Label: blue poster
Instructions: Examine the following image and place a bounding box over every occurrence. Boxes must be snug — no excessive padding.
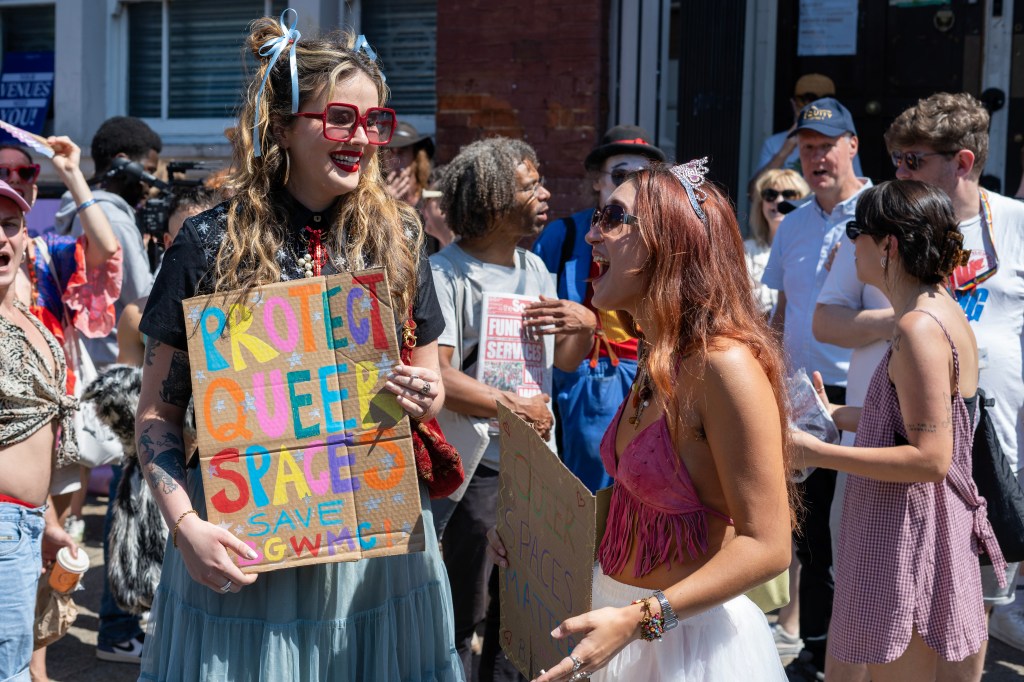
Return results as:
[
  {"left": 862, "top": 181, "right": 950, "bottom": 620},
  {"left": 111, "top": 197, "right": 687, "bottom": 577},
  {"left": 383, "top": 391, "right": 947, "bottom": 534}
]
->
[{"left": 0, "top": 51, "right": 54, "bottom": 145}]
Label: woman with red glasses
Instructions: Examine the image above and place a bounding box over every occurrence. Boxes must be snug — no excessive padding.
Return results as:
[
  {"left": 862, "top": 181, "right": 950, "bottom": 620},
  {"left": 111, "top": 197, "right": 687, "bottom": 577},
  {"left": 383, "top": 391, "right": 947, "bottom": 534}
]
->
[{"left": 134, "top": 12, "right": 461, "bottom": 681}]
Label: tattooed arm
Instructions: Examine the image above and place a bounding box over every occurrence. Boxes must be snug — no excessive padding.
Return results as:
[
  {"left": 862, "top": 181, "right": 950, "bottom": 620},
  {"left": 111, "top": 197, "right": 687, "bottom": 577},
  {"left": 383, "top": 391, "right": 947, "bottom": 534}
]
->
[
  {"left": 136, "top": 337, "right": 257, "bottom": 592},
  {"left": 792, "top": 312, "right": 958, "bottom": 483}
]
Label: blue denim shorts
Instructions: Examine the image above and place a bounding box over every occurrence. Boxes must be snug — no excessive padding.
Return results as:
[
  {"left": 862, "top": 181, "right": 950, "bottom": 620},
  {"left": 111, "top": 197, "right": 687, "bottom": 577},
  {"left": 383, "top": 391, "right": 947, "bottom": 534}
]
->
[{"left": 0, "top": 502, "right": 45, "bottom": 682}]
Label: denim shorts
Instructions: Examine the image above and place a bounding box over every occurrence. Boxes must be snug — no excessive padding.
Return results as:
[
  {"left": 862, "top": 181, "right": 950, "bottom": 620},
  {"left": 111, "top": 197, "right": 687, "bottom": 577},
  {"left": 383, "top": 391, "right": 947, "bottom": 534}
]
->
[{"left": 0, "top": 503, "right": 45, "bottom": 682}]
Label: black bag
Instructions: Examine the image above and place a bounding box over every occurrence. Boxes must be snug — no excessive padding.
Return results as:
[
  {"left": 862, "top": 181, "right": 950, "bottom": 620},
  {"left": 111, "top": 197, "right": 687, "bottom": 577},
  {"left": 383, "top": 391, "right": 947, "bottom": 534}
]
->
[{"left": 972, "top": 389, "right": 1024, "bottom": 565}]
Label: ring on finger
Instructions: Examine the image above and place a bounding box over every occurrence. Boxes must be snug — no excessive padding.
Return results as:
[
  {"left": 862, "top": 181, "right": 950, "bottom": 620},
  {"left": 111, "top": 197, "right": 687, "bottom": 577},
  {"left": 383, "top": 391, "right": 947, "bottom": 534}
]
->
[
  {"left": 420, "top": 381, "right": 431, "bottom": 396},
  {"left": 219, "top": 579, "right": 233, "bottom": 593},
  {"left": 570, "top": 655, "right": 583, "bottom": 673},
  {"left": 569, "top": 672, "right": 590, "bottom": 681}
]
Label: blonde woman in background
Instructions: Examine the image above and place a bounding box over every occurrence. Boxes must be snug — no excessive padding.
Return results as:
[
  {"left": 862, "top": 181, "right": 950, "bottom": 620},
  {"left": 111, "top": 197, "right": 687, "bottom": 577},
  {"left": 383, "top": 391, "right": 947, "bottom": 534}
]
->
[{"left": 745, "top": 169, "right": 810, "bottom": 316}]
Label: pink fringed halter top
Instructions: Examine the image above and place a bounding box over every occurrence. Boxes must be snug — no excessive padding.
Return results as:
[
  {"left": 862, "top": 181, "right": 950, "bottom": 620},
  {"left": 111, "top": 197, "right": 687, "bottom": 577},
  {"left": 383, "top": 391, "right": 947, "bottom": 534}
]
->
[{"left": 597, "top": 400, "right": 732, "bottom": 578}]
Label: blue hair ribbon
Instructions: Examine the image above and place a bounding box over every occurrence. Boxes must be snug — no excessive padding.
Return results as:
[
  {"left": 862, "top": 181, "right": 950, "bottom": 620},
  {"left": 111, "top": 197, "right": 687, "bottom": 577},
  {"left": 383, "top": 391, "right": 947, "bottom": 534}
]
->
[
  {"left": 253, "top": 8, "right": 301, "bottom": 158},
  {"left": 353, "top": 34, "right": 386, "bottom": 82}
]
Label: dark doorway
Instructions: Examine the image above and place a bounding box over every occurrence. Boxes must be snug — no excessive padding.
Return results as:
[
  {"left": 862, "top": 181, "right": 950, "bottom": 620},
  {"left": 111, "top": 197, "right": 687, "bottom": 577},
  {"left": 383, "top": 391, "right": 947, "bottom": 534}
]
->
[{"left": 774, "top": 0, "right": 984, "bottom": 183}]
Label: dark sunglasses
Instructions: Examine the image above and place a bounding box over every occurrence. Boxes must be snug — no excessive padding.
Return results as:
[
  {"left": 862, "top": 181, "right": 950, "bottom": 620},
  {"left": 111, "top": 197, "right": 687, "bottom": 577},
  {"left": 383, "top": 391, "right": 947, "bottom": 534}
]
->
[
  {"left": 591, "top": 204, "right": 640, "bottom": 234},
  {"left": 794, "top": 92, "right": 824, "bottom": 104},
  {"left": 890, "top": 149, "right": 956, "bottom": 172},
  {"left": 761, "top": 188, "right": 801, "bottom": 202},
  {"left": 845, "top": 220, "right": 871, "bottom": 241},
  {"left": 0, "top": 164, "right": 39, "bottom": 183},
  {"left": 603, "top": 168, "right": 633, "bottom": 187},
  {"left": 295, "top": 103, "right": 397, "bottom": 145}
]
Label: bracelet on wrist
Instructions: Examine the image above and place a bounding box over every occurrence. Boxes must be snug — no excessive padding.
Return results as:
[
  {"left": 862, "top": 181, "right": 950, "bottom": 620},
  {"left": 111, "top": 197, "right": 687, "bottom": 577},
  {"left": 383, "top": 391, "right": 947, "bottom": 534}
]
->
[
  {"left": 76, "top": 198, "right": 97, "bottom": 213},
  {"left": 172, "top": 509, "right": 199, "bottom": 548},
  {"left": 631, "top": 596, "right": 666, "bottom": 642}
]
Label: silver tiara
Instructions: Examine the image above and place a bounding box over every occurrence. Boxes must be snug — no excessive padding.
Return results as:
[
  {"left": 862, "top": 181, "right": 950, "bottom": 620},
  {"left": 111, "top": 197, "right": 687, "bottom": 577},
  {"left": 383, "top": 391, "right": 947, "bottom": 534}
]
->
[{"left": 670, "top": 157, "right": 710, "bottom": 225}]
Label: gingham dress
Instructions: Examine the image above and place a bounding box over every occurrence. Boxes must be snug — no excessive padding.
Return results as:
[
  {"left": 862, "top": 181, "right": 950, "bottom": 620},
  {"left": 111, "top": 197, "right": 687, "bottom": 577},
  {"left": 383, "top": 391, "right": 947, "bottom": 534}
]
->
[{"left": 831, "top": 310, "right": 1006, "bottom": 664}]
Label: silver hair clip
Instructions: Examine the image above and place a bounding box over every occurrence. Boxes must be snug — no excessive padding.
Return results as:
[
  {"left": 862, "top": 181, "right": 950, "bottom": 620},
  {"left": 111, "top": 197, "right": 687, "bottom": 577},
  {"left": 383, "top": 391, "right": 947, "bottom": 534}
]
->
[
  {"left": 353, "top": 35, "right": 386, "bottom": 82},
  {"left": 670, "top": 157, "right": 710, "bottom": 225}
]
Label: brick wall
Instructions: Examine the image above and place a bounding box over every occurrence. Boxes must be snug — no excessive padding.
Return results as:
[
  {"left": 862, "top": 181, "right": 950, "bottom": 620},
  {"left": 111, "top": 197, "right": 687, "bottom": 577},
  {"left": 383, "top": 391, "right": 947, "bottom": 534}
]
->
[{"left": 436, "top": 0, "right": 608, "bottom": 218}]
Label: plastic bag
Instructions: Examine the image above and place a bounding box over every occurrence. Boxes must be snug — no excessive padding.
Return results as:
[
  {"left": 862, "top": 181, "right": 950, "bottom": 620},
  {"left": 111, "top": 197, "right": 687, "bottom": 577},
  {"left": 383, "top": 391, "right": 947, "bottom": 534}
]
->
[{"left": 788, "top": 368, "right": 840, "bottom": 482}]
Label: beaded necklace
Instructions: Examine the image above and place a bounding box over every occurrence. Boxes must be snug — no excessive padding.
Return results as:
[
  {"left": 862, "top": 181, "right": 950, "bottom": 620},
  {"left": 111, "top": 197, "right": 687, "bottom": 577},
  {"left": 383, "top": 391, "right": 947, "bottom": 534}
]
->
[{"left": 300, "top": 214, "right": 329, "bottom": 278}]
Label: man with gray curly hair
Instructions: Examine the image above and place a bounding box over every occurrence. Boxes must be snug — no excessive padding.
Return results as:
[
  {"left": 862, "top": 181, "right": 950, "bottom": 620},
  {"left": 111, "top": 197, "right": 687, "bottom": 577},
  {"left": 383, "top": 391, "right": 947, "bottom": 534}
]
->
[{"left": 430, "top": 136, "right": 595, "bottom": 681}]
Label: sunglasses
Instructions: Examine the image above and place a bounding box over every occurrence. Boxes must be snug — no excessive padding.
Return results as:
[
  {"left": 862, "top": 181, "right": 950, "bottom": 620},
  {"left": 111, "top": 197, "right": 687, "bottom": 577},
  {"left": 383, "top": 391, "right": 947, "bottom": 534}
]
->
[
  {"left": 845, "top": 220, "right": 872, "bottom": 241},
  {"left": 591, "top": 204, "right": 640, "bottom": 234},
  {"left": 602, "top": 168, "right": 636, "bottom": 187},
  {"left": 0, "top": 164, "right": 40, "bottom": 183},
  {"left": 761, "top": 188, "right": 801, "bottom": 203},
  {"left": 890, "top": 149, "right": 956, "bottom": 172},
  {"left": 295, "top": 103, "right": 397, "bottom": 145}
]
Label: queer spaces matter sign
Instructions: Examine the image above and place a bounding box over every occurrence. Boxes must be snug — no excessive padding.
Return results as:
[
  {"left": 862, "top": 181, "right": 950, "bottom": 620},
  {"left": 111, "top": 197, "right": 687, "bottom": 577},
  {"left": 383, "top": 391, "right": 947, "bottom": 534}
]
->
[{"left": 184, "top": 269, "right": 423, "bottom": 573}]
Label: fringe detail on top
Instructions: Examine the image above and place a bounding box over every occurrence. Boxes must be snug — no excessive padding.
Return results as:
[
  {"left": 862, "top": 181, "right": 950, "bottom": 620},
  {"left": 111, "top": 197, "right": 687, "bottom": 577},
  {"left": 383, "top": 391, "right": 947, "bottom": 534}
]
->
[{"left": 598, "top": 482, "right": 710, "bottom": 578}]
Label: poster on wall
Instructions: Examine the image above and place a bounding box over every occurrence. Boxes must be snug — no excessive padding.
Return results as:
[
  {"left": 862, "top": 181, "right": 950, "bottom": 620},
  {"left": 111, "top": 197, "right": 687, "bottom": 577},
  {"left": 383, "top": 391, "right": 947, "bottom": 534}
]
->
[
  {"left": 0, "top": 52, "right": 53, "bottom": 145},
  {"left": 798, "top": 0, "right": 859, "bottom": 56},
  {"left": 183, "top": 269, "right": 425, "bottom": 573}
]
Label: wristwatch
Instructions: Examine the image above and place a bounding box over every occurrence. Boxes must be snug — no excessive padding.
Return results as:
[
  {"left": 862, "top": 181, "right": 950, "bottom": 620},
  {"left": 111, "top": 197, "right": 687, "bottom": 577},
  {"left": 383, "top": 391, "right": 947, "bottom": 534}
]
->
[{"left": 653, "top": 590, "right": 678, "bottom": 631}]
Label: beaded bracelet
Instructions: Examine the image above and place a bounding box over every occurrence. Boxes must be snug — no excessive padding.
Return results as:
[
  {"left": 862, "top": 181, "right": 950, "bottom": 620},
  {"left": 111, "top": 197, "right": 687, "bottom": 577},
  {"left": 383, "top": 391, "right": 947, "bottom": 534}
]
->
[
  {"left": 172, "top": 509, "right": 199, "bottom": 548},
  {"left": 631, "top": 596, "right": 666, "bottom": 642}
]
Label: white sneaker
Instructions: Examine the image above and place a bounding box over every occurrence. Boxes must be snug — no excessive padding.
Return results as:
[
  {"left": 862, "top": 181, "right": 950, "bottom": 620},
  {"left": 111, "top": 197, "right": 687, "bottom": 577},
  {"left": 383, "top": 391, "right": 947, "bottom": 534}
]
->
[
  {"left": 771, "top": 622, "right": 804, "bottom": 658},
  {"left": 990, "top": 603, "right": 1024, "bottom": 651},
  {"left": 96, "top": 633, "right": 145, "bottom": 663},
  {"left": 64, "top": 515, "right": 85, "bottom": 544}
]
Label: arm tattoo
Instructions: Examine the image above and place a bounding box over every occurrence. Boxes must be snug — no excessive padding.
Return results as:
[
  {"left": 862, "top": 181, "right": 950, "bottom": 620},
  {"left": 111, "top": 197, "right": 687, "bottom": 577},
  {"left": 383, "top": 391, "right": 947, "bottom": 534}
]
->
[
  {"left": 907, "top": 423, "right": 937, "bottom": 433},
  {"left": 942, "top": 393, "right": 952, "bottom": 430},
  {"left": 146, "top": 448, "right": 186, "bottom": 495},
  {"left": 160, "top": 350, "right": 192, "bottom": 408},
  {"left": 144, "top": 338, "right": 163, "bottom": 367}
]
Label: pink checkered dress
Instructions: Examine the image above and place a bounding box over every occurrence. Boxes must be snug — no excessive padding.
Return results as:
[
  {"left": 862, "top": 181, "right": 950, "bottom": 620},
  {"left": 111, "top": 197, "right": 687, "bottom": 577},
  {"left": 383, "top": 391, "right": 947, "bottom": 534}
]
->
[{"left": 831, "top": 310, "right": 1006, "bottom": 664}]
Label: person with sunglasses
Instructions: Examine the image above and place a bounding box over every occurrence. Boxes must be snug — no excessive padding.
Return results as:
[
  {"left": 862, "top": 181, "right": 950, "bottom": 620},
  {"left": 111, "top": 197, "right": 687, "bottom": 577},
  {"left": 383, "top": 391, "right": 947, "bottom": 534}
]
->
[
  {"left": 792, "top": 180, "right": 1005, "bottom": 680},
  {"left": 528, "top": 124, "right": 665, "bottom": 494},
  {"left": 488, "top": 160, "right": 794, "bottom": 681},
  {"left": 746, "top": 169, "right": 810, "bottom": 317},
  {"left": 882, "top": 92, "right": 1024, "bottom": 676},
  {"left": 134, "top": 13, "right": 462, "bottom": 680}
]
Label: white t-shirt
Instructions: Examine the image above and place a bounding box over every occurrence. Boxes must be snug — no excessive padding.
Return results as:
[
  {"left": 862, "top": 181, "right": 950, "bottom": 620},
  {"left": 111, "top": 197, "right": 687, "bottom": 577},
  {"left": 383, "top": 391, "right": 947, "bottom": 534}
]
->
[
  {"left": 952, "top": 190, "right": 1024, "bottom": 473},
  {"left": 816, "top": 238, "right": 892, "bottom": 446},
  {"left": 744, "top": 238, "right": 777, "bottom": 315},
  {"left": 430, "top": 243, "right": 558, "bottom": 470},
  {"left": 762, "top": 179, "right": 872, "bottom": 386}
]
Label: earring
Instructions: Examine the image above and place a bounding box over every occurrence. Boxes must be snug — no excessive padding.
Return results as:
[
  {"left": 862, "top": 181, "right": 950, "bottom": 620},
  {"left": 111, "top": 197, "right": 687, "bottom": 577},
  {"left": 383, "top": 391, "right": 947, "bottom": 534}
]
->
[
  {"left": 880, "top": 255, "right": 888, "bottom": 269},
  {"left": 283, "top": 149, "right": 291, "bottom": 185}
]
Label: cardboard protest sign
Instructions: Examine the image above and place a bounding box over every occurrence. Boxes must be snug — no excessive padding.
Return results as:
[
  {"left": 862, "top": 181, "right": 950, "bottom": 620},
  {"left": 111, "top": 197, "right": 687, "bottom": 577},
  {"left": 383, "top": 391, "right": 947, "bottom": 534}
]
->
[
  {"left": 497, "top": 404, "right": 608, "bottom": 679},
  {"left": 183, "top": 268, "right": 424, "bottom": 573}
]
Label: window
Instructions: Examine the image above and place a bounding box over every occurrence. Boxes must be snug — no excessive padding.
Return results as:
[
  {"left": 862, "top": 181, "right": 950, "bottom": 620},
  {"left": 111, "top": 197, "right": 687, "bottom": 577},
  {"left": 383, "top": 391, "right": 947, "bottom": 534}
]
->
[
  {"left": 0, "top": 4, "right": 55, "bottom": 137},
  {"left": 361, "top": 0, "right": 436, "bottom": 122},
  {"left": 126, "top": 1, "right": 287, "bottom": 120}
]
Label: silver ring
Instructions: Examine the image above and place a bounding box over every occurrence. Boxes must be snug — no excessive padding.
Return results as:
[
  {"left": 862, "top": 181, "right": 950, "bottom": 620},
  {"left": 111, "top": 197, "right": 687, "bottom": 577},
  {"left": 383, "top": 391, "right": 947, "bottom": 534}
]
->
[
  {"left": 569, "top": 673, "right": 590, "bottom": 682},
  {"left": 420, "top": 381, "right": 431, "bottom": 396},
  {"left": 219, "top": 579, "right": 233, "bottom": 593},
  {"left": 570, "top": 655, "right": 582, "bottom": 673}
]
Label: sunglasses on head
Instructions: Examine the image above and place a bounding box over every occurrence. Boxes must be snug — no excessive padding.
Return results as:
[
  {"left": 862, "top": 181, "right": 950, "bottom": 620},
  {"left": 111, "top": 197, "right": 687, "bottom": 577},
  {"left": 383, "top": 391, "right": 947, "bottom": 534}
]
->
[
  {"left": 761, "top": 188, "right": 801, "bottom": 202},
  {"left": 845, "top": 220, "right": 872, "bottom": 241},
  {"left": 295, "top": 103, "right": 397, "bottom": 145},
  {"left": 0, "top": 164, "right": 39, "bottom": 183},
  {"left": 889, "top": 149, "right": 956, "bottom": 172},
  {"left": 591, "top": 204, "right": 640, "bottom": 234}
]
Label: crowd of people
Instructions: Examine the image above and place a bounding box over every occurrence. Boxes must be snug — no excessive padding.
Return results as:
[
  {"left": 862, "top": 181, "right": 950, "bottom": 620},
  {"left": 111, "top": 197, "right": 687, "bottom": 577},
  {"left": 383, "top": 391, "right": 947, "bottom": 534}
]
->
[{"left": 0, "top": 7, "right": 1022, "bottom": 682}]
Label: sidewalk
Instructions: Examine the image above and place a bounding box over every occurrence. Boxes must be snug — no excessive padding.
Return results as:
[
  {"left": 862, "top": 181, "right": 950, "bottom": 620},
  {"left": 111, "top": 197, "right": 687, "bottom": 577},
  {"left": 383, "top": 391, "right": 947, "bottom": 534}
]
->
[{"left": 40, "top": 496, "right": 1024, "bottom": 681}]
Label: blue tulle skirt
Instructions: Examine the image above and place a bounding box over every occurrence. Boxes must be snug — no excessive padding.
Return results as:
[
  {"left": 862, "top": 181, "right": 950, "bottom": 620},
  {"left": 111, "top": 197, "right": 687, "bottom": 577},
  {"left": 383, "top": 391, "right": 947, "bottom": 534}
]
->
[{"left": 139, "top": 466, "right": 463, "bottom": 682}]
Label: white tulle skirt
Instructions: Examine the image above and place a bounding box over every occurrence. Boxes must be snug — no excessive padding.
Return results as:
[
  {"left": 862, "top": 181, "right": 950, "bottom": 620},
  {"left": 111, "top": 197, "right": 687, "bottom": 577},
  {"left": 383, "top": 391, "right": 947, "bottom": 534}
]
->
[{"left": 590, "top": 566, "right": 786, "bottom": 682}]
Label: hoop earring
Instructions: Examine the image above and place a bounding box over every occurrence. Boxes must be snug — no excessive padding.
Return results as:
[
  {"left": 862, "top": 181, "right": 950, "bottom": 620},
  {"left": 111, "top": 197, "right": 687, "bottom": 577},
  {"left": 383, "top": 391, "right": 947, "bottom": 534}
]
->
[
  {"left": 880, "top": 255, "right": 888, "bottom": 269},
  {"left": 283, "top": 149, "right": 291, "bottom": 186}
]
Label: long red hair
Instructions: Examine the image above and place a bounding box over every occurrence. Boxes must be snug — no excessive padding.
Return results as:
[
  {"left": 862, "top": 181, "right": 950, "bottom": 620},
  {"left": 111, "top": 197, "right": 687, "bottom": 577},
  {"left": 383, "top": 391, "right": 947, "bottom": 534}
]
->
[{"left": 629, "top": 165, "right": 798, "bottom": 523}]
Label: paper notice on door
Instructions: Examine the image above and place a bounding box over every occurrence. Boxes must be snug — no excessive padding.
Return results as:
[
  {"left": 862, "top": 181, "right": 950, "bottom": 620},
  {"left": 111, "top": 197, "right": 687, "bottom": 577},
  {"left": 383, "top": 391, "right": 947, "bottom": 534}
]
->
[{"left": 798, "top": 0, "right": 859, "bottom": 56}]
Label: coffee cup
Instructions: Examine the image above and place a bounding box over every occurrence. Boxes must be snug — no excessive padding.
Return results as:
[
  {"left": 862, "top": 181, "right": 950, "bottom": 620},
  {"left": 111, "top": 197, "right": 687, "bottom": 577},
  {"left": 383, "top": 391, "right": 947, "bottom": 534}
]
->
[{"left": 48, "top": 546, "right": 89, "bottom": 593}]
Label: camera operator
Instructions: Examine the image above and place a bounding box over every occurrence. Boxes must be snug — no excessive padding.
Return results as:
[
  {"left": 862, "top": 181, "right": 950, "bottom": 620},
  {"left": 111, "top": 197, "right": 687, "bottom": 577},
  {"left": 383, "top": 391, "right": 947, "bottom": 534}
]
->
[
  {"left": 54, "top": 116, "right": 161, "bottom": 369},
  {"left": 53, "top": 115, "right": 161, "bottom": 665}
]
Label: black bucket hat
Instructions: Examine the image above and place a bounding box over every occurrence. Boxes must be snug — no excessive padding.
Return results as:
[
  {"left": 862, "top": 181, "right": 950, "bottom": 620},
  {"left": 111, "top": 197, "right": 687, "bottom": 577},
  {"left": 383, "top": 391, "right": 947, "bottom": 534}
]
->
[{"left": 584, "top": 124, "right": 666, "bottom": 171}]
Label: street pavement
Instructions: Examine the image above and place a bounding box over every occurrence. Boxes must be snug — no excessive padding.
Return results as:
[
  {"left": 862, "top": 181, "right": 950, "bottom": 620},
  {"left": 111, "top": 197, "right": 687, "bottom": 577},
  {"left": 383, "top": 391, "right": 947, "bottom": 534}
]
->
[{"left": 39, "top": 496, "right": 1024, "bottom": 681}]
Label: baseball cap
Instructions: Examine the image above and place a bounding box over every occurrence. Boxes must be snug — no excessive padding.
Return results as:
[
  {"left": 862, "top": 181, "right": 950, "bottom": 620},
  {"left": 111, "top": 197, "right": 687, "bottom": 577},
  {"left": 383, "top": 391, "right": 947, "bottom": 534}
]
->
[
  {"left": 386, "top": 122, "right": 435, "bottom": 158},
  {"left": 794, "top": 74, "right": 836, "bottom": 99},
  {"left": 584, "top": 124, "right": 666, "bottom": 171},
  {"left": 0, "top": 179, "right": 30, "bottom": 213},
  {"left": 788, "top": 97, "right": 858, "bottom": 139}
]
